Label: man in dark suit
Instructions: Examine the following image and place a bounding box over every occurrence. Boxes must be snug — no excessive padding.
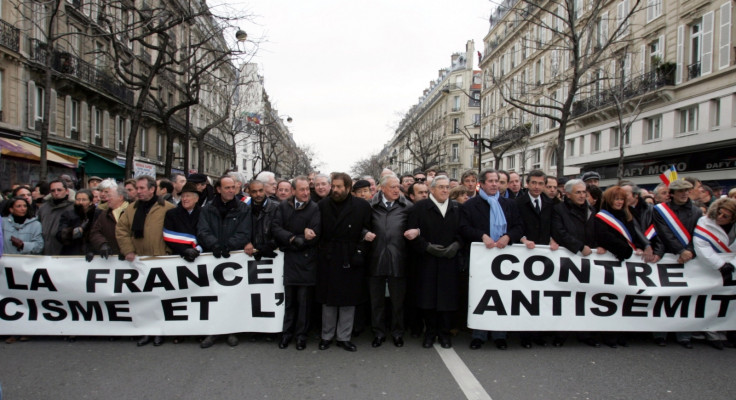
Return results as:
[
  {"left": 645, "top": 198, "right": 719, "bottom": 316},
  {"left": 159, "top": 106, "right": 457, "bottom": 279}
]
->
[
  {"left": 460, "top": 169, "right": 523, "bottom": 350},
  {"left": 516, "top": 169, "right": 559, "bottom": 348}
]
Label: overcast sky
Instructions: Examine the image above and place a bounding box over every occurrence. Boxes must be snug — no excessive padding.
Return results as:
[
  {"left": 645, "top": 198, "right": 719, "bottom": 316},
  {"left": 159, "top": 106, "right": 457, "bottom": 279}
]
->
[{"left": 226, "top": 0, "right": 492, "bottom": 173}]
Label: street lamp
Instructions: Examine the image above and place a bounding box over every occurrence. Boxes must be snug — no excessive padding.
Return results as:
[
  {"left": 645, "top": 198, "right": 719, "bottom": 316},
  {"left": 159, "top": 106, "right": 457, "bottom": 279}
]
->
[{"left": 235, "top": 29, "right": 248, "bottom": 42}]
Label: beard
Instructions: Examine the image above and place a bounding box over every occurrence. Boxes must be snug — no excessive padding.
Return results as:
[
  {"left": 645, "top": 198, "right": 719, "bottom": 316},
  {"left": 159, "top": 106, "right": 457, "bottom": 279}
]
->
[{"left": 330, "top": 190, "right": 349, "bottom": 202}]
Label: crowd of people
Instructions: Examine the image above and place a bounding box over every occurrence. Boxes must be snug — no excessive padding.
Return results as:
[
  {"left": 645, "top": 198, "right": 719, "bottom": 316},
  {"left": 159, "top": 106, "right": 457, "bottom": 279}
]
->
[{"left": 1, "top": 168, "right": 735, "bottom": 351}]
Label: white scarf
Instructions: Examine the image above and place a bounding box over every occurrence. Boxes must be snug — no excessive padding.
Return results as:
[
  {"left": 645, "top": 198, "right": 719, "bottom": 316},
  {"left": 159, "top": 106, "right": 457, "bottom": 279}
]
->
[{"left": 429, "top": 193, "right": 448, "bottom": 217}]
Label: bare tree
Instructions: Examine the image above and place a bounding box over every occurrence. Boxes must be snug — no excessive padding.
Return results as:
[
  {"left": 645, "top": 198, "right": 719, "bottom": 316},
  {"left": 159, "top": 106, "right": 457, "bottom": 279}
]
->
[
  {"left": 399, "top": 111, "right": 447, "bottom": 172},
  {"left": 351, "top": 153, "right": 384, "bottom": 181},
  {"left": 488, "top": 0, "right": 642, "bottom": 178}
]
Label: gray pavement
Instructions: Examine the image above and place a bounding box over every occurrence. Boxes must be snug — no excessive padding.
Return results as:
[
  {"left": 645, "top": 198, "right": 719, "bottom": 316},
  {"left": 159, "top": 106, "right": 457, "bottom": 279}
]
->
[{"left": 1, "top": 333, "right": 735, "bottom": 400}]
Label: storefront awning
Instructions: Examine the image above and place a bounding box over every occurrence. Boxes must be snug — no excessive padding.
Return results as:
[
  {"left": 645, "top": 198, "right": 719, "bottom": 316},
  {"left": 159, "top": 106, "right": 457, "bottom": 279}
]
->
[
  {"left": 20, "top": 138, "right": 125, "bottom": 180},
  {"left": 0, "top": 138, "right": 79, "bottom": 168}
]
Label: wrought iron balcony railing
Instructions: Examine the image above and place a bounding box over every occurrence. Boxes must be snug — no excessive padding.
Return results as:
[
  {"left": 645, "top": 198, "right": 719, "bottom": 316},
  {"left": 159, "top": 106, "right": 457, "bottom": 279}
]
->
[
  {"left": 51, "top": 51, "right": 134, "bottom": 104},
  {"left": 0, "top": 19, "right": 20, "bottom": 52},
  {"left": 571, "top": 70, "right": 675, "bottom": 118}
]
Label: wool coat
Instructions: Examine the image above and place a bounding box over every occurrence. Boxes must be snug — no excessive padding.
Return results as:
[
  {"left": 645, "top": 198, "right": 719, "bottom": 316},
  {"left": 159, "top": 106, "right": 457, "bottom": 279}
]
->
[
  {"left": 271, "top": 198, "right": 321, "bottom": 286},
  {"left": 407, "top": 198, "right": 464, "bottom": 311},
  {"left": 315, "top": 194, "right": 372, "bottom": 306},
  {"left": 116, "top": 198, "right": 175, "bottom": 256}
]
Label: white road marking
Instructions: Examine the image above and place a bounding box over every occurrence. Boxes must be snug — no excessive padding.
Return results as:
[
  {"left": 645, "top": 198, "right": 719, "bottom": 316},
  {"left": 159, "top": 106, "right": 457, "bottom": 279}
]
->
[{"left": 434, "top": 344, "right": 493, "bottom": 400}]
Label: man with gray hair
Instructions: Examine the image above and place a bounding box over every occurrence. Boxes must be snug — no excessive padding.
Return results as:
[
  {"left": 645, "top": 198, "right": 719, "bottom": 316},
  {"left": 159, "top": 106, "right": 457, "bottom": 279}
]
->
[
  {"left": 652, "top": 183, "right": 670, "bottom": 204},
  {"left": 367, "top": 174, "right": 413, "bottom": 348},
  {"left": 256, "top": 171, "right": 278, "bottom": 200},
  {"left": 311, "top": 173, "right": 331, "bottom": 203},
  {"left": 88, "top": 181, "right": 129, "bottom": 261},
  {"left": 228, "top": 172, "right": 248, "bottom": 202}
]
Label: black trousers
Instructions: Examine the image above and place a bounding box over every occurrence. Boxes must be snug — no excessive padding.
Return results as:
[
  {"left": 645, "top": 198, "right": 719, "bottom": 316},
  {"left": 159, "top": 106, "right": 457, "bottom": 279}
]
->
[
  {"left": 282, "top": 285, "right": 313, "bottom": 340},
  {"left": 422, "top": 309, "right": 453, "bottom": 340},
  {"left": 368, "top": 276, "right": 406, "bottom": 339}
]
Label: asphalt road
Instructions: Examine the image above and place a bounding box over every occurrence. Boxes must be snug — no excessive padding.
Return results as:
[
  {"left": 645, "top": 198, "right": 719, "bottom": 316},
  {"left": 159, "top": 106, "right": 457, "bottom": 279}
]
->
[{"left": 1, "top": 333, "right": 734, "bottom": 400}]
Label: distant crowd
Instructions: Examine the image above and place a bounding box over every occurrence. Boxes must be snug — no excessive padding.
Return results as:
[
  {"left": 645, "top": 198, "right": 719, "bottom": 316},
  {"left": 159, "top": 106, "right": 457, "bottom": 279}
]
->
[{"left": 2, "top": 168, "right": 735, "bottom": 351}]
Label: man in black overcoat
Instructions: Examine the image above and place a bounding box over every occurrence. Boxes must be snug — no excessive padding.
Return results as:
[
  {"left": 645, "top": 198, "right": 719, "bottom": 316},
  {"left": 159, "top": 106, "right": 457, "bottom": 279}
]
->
[
  {"left": 315, "top": 172, "right": 372, "bottom": 352},
  {"left": 271, "top": 176, "right": 321, "bottom": 350},
  {"left": 407, "top": 175, "right": 464, "bottom": 349}
]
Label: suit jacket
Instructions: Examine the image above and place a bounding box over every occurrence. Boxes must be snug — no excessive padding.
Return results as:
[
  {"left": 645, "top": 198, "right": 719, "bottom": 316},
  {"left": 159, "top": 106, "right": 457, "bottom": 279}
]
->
[
  {"left": 459, "top": 194, "right": 523, "bottom": 244},
  {"left": 516, "top": 193, "right": 554, "bottom": 245}
]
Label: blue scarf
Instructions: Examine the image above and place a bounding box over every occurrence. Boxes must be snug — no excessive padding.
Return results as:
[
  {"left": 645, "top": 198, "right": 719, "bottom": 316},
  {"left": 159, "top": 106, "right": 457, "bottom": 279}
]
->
[{"left": 478, "top": 189, "right": 507, "bottom": 241}]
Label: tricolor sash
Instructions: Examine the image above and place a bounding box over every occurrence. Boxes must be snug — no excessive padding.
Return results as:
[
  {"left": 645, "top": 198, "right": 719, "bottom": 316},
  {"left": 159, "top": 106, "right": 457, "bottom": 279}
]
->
[
  {"left": 694, "top": 225, "right": 732, "bottom": 253},
  {"left": 645, "top": 224, "right": 657, "bottom": 240},
  {"left": 241, "top": 195, "right": 251, "bottom": 205},
  {"left": 596, "top": 210, "right": 636, "bottom": 249},
  {"left": 163, "top": 229, "right": 198, "bottom": 248},
  {"left": 654, "top": 203, "right": 691, "bottom": 247}
]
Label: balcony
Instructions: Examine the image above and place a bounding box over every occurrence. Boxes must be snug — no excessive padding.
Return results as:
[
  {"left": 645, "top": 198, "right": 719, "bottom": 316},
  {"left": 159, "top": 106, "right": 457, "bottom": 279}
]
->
[
  {"left": 29, "top": 38, "right": 48, "bottom": 64},
  {"left": 52, "top": 51, "right": 134, "bottom": 104},
  {"left": 571, "top": 70, "right": 675, "bottom": 119},
  {"left": 0, "top": 19, "right": 20, "bottom": 52}
]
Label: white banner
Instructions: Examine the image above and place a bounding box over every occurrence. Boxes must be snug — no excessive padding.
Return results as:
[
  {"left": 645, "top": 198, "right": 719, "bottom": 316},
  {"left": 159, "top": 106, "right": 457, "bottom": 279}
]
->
[
  {"left": 0, "top": 252, "right": 284, "bottom": 336},
  {"left": 467, "top": 244, "right": 736, "bottom": 331}
]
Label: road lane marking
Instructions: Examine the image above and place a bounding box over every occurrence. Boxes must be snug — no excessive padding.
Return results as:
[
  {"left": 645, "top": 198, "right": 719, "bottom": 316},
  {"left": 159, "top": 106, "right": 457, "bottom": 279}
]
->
[{"left": 434, "top": 344, "right": 492, "bottom": 400}]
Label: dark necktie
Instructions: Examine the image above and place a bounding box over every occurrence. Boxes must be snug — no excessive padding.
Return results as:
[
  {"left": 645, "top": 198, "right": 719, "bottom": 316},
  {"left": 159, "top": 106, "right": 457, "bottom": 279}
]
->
[
  {"left": 386, "top": 201, "right": 393, "bottom": 209},
  {"left": 534, "top": 198, "right": 541, "bottom": 214},
  {"left": 296, "top": 201, "right": 302, "bottom": 209}
]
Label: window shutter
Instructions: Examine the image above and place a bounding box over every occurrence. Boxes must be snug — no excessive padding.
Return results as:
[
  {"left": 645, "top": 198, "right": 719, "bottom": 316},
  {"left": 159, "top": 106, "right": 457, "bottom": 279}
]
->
[
  {"left": 65, "top": 96, "right": 72, "bottom": 138},
  {"left": 115, "top": 115, "right": 120, "bottom": 149},
  {"left": 647, "top": 0, "right": 654, "bottom": 22},
  {"left": 125, "top": 118, "right": 131, "bottom": 149},
  {"left": 91, "top": 105, "right": 97, "bottom": 143},
  {"left": 659, "top": 35, "right": 665, "bottom": 59},
  {"left": 103, "top": 110, "right": 110, "bottom": 147},
  {"left": 49, "top": 89, "right": 57, "bottom": 135},
  {"left": 625, "top": 52, "right": 632, "bottom": 83},
  {"left": 720, "top": 2, "right": 731, "bottom": 70},
  {"left": 676, "top": 25, "right": 684, "bottom": 84},
  {"left": 641, "top": 45, "right": 646, "bottom": 73},
  {"left": 601, "top": 12, "right": 609, "bottom": 46},
  {"left": 702, "top": 11, "right": 714, "bottom": 75},
  {"left": 81, "top": 101, "right": 89, "bottom": 142},
  {"left": 27, "top": 80, "right": 35, "bottom": 129}
]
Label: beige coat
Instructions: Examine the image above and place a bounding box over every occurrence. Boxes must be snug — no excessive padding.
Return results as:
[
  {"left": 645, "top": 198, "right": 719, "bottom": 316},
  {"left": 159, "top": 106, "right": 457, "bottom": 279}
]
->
[{"left": 116, "top": 198, "right": 175, "bottom": 256}]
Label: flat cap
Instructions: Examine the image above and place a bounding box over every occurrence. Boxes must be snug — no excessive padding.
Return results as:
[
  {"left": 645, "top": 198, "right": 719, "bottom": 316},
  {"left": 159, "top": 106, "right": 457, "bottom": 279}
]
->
[
  {"left": 180, "top": 182, "right": 200, "bottom": 195},
  {"left": 87, "top": 176, "right": 103, "bottom": 183},
  {"left": 669, "top": 180, "right": 693, "bottom": 191},
  {"left": 580, "top": 171, "right": 601, "bottom": 182},
  {"left": 352, "top": 179, "right": 370, "bottom": 191}
]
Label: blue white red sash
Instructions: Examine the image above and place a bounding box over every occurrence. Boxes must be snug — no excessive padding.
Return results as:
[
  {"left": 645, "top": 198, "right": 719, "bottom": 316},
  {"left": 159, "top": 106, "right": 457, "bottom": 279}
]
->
[
  {"left": 596, "top": 210, "right": 636, "bottom": 249},
  {"left": 645, "top": 224, "right": 656, "bottom": 240},
  {"left": 694, "top": 225, "right": 732, "bottom": 253},
  {"left": 241, "top": 195, "right": 251, "bottom": 205},
  {"left": 654, "top": 203, "right": 691, "bottom": 247},
  {"left": 163, "top": 229, "right": 198, "bottom": 248}
]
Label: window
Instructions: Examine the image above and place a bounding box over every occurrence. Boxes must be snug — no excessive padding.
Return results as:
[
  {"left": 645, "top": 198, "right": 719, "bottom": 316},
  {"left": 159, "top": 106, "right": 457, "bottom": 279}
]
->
[
  {"left": 646, "top": 115, "right": 662, "bottom": 141},
  {"left": 506, "top": 155, "right": 516, "bottom": 169},
  {"left": 474, "top": 114, "right": 481, "bottom": 126},
  {"left": 93, "top": 108, "right": 102, "bottom": 145},
  {"left": 711, "top": 98, "right": 721, "bottom": 128},
  {"left": 452, "top": 118, "right": 460, "bottom": 133},
  {"left": 510, "top": 45, "right": 516, "bottom": 69},
  {"left": 591, "top": 131, "right": 601, "bottom": 152},
  {"left": 611, "top": 127, "right": 631, "bottom": 148},
  {"left": 650, "top": 39, "right": 662, "bottom": 72},
  {"left": 117, "top": 117, "right": 125, "bottom": 151},
  {"left": 567, "top": 139, "right": 575, "bottom": 156},
  {"left": 34, "top": 86, "right": 44, "bottom": 121},
  {"left": 70, "top": 100, "right": 79, "bottom": 132},
  {"left": 690, "top": 20, "right": 702, "bottom": 78},
  {"left": 157, "top": 133, "right": 163, "bottom": 160},
  {"left": 140, "top": 128, "right": 148, "bottom": 156},
  {"left": 95, "top": 42, "right": 105, "bottom": 69},
  {"left": 453, "top": 96, "right": 460, "bottom": 111},
  {"left": 451, "top": 143, "right": 459, "bottom": 162},
  {"left": 679, "top": 105, "right": 698, "bottom": 133},
  {"left": 531, "top": 148, "right": 541, "bottom": 169},
  {"left": 549, "top": 149, "right": 557, "bottom": 167},
  {"left": 647, "top": 0, "right": 662, "bottom": 22},
  {"left": 578, "top": 136, "right": 585, "bottom": 155}
]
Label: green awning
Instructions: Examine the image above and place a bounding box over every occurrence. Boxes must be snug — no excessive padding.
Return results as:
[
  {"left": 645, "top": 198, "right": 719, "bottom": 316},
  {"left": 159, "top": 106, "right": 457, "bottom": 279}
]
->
[{"left": 21, "top": 137, "right": 125, "bottom": 180}]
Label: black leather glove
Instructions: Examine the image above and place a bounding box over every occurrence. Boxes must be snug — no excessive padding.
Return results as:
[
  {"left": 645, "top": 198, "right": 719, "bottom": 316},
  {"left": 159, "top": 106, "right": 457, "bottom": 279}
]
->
[
  {"left": 182, "top": 248, "right": 200, "bottom": 262},
  {"left": 212, "top": 245, "right": 223, "bottom": 258},
  {"left": 292, "top": 236, "right": 306, "bottom": 250},
  {"left": 85, "top": 252, "right": 95, "bottom": 262},
  {"left": 260, "top": 249, "right": 278, "bottom": 258},
  {"left": 118, "top": 254, "right": 126, "bottom": 261},
  {"left": 221, "top": 246, "right": 230, "bottom": 258},
  {"left": 441, "top": 242, "right": 462, "bottom": 259},
  {"left": 99, "top": 243, "right": 111, "bottom": 259},
  {"left": 426, "top": 244, "right": 445, "bottom": 257},
  {"left": 720, "top": 263, "right": 735, "bottom": 275}
]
